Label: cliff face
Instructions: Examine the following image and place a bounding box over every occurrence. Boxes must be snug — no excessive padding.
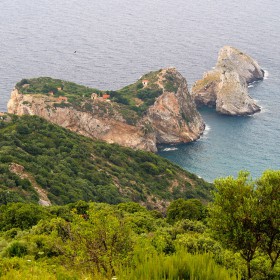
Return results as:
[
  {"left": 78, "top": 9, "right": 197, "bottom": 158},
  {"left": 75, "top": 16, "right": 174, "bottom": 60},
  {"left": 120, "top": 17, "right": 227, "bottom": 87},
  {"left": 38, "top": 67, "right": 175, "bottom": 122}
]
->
[
  {"left": 8, "top": 68, "right": 204, "bottom": 151},
  {"left": 217, "top": 46, "right": 264, "bottom": 84},
  {"left": 216, "top": 71, "right": 261, "bottom": 115},
  {"left": 147, "top": 68, "right": 204, "bottom": 142},
  {"left": 191, "top": 46, "right": 263, "bottom": 116},
  {"left": 8, "top": 88, "right": 157, "bottom": 151}
]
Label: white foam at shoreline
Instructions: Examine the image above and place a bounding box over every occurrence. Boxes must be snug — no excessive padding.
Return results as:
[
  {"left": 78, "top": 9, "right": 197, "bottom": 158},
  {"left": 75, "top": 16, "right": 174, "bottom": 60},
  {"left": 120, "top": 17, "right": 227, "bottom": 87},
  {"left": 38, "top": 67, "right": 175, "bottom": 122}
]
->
[
  {"left": 198, "top": 124, "right": 211, "bottom": 140},
  {"left": 204, "top": 124, "right": 211, "bottom": 136},
  {"left": 259, "top": 106, "right": 269, "bottom": 114},
  {"left": 264, "top": 70, "right": 269, "bottom": 80},
  {"left": 162, "top": 147, "right": 178, "bottom": 151}
]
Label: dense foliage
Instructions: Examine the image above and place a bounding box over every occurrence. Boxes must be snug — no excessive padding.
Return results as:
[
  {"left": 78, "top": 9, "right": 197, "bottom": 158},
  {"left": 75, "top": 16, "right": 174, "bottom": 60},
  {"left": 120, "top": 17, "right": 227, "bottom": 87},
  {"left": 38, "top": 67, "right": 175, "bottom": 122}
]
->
[
  {"left": 0, "top": 168, "right": 278, "bottom": 279},
  {"left": 0, "top": 201, "right": 240, "bottom": 280},
  {"left": 208, "top": 171, "right": 280, "bottom": 279},
  {"left": 0, "top": 115, "right": 212, "bottom": 207}
]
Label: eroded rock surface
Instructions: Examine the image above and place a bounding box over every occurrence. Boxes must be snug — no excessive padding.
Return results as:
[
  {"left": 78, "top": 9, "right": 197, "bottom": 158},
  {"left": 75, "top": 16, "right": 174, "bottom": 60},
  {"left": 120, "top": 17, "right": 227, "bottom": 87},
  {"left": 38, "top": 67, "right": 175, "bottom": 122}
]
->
[{"left": 192, "top": 46, "right": 263, "bottom": 116}]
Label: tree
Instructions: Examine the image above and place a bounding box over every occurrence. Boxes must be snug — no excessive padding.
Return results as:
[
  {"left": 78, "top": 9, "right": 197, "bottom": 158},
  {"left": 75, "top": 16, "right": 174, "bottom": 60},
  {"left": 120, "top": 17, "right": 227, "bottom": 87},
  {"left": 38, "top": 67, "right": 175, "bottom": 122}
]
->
[
  {"left": 208, "top": 171, "right": 280, "bottom": 279},
  {"left": 62, "top": 205, "right": 133, "bottom": 278},
  {"left": 208, "top": 172, "right": 261, "bottom": 279},
  {"left": 0, "top": 203, "right": 49, "bottom": 231},
  {"left": 167, "top": 198, "right": 204, "bottom": 224},
  {"left": 256, "top": 170, "right": 280, "bottom": 271}
]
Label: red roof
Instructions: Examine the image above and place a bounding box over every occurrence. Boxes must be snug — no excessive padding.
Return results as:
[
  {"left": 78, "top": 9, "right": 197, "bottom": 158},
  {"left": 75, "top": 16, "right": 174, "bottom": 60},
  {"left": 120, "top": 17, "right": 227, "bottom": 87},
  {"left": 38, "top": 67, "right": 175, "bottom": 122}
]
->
[
  {"left": 58, "top": 96, "right": 68, "bottom": 101},
  {"left": 102, "top": 94, "right": 110, "bottom": 99}
]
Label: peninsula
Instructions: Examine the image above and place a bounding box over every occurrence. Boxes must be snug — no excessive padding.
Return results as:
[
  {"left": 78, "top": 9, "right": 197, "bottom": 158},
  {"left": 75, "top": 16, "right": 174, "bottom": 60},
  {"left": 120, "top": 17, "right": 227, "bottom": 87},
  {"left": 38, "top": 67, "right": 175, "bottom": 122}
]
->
[{"left": 8, "top": 68, "right": 205, "bottom": 152}]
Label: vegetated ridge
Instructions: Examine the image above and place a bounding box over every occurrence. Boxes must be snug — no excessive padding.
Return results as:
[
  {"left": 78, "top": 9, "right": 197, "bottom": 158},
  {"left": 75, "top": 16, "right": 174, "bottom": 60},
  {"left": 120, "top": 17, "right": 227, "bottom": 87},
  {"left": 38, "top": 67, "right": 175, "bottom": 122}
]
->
[
  {"left": 0, "top": 114, "right": 212, "bottom": 210},
  {"left": 8, "top": 68, "right": 205, "bottom": 152}
]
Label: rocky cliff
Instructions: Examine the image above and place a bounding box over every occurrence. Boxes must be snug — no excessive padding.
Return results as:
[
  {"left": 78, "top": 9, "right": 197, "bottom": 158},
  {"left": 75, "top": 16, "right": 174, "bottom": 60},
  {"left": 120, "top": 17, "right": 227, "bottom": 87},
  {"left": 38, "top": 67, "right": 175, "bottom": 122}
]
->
[
  {"left": 216, "top": 46, "right": 264, "bottom": 84},
  {"left": 8, "top": 68, "right": 205, "bottom": 151},
  {"left": 191, "top": 46, "right": 263, "bottom": 116}
]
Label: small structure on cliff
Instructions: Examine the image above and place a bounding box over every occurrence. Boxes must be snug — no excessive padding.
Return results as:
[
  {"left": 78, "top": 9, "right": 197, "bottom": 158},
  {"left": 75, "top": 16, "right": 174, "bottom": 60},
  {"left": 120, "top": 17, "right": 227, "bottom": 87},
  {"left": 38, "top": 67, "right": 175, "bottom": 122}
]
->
[
  {"left": 102, "top": 94, "right": 110, "bottom": 100},
  {"left": 58, "top": 96, "right": 68, "bottom": 102},
  {"left": 91, "top": 93, "right": 98, "bottom": 100},
  {"left": 142, "top": 79, "right": 149, "bottom": 87}
]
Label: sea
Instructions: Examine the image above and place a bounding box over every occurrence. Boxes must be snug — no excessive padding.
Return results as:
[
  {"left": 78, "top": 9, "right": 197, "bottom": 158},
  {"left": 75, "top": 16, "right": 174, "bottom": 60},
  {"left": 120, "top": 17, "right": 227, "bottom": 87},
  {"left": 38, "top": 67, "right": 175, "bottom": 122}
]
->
[{"left": 0, "top": 0, "right": 279, "bottom": 182}]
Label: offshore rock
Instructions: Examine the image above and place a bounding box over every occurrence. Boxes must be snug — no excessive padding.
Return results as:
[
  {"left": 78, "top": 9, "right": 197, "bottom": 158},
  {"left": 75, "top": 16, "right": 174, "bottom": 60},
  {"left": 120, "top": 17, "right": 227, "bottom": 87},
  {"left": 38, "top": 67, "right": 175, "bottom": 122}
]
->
[
  {"left": 191, "top": 46, "right": 263, "bottom": 115},
  {"left": 216, "top": 71, "right": 261, "bottom": 115},
  {"left": 217, "top": 46, "right": 264, "bottom": 84}
]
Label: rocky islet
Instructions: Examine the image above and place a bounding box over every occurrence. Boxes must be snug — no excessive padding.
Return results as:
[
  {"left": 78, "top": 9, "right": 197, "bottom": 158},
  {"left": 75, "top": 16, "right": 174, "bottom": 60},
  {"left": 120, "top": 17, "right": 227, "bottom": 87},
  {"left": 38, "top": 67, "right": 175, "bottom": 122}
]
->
[{"left": 191, "top": 46, "right": 264, "bottom": 116}]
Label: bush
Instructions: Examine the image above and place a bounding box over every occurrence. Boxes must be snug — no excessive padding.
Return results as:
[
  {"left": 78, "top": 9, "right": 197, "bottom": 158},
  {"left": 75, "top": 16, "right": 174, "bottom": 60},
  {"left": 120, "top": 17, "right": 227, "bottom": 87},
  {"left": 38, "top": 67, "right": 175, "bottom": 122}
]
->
[
  {"left": 167, "top": 198, "right": 205, "bottom": 224},
  {"left": 5, "top": 241, "right": 28, "bottom": 257},
  {"left": 16, "top": 79, "right": 29, "bottom": 87}
]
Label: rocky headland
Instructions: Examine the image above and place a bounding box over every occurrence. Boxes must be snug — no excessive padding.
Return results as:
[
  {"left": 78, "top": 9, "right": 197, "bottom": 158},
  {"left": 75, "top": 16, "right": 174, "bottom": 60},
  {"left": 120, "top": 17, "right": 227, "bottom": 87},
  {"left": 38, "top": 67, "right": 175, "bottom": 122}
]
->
[
  {"left": 191, "top": 46, "right": 264, "bottom": 116},
  {"left": 8, "top": 68, "right": 205, "bottom": 152}
]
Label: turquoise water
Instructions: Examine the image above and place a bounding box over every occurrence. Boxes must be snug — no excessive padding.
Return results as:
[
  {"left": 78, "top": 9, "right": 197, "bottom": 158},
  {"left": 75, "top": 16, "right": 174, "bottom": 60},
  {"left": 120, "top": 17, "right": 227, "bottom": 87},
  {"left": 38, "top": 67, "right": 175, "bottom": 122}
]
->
[
  {"left": 159, "top": 61, "right": 280, "bottom": 181},
  {"left": 0, "top": 0, "right": 279, "bottom": 181}
]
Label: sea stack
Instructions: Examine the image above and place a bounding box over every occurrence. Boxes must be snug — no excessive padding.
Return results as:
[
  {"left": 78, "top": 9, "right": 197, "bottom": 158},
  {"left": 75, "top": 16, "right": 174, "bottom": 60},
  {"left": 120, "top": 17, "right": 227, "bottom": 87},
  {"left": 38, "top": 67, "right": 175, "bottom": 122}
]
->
[{"left": 191, "top": 46, "right": 264, "bottom": 116}]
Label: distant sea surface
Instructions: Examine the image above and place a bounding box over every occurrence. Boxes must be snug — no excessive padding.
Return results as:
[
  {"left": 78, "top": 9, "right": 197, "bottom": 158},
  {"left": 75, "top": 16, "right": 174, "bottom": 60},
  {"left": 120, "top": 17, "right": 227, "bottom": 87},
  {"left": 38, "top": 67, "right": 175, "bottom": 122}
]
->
[{"left": 1, "top": 0, "right": 279, "bottom": 181}]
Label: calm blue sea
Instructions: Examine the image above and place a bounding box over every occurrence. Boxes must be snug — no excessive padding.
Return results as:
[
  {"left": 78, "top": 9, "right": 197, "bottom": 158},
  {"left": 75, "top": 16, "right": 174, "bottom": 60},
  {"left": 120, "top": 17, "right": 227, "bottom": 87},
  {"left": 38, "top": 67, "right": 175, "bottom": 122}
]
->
[{"left": 0, "top": 0, "right": 279, "bottom": 181}]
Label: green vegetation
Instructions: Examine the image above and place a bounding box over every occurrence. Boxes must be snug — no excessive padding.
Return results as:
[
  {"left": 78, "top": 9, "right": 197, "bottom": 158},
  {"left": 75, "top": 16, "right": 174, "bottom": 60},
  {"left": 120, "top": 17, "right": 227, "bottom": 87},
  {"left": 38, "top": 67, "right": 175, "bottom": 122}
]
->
[
  {"left": 0, "top": 115, "right": 212, "bottom": 207},
  {"left": 0, "top": 160, "right": 278, "bottom": 279},
  {"left": 208, "top": 171, "right": 280, "bottom": 279},
  {"left": 16, "top": 77, "right": 103, "bottom": 98},
  {"left": 16, "top": 69, "right": 180, "bottom": 122},
  {"left": 0, "top": 201, "right": 240, "bottom": 280},
  {"left": 163, "top": 70, "right": 180, "bottom": 93},
  {"left": 192, "top": 70, "right": 220, "bottom": 92},
  {"left": 166, "top": 198, "right": 206, "bottom": 224}
]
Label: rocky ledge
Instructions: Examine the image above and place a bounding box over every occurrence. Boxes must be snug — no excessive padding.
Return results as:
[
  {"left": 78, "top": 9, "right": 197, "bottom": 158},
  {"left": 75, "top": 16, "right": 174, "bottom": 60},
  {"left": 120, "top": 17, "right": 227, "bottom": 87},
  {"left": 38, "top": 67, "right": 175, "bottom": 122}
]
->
[
  {"left": 8, "top": 68, "right": 205, "bottom": 152},
  {"left": 191, "top": 46, "right": 264, "bottom": 116}
]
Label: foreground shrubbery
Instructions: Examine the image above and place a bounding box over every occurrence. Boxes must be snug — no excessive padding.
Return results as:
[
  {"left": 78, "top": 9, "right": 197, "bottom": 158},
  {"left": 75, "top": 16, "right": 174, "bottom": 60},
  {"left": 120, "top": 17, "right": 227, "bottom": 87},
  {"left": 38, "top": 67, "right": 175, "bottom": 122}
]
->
[
  {"left": 0, "top": 176, "right": 278, "bottom": 280},
  {"left": 0, "top": 201, "right": 239, "bottom": 280},
  {"left": 208, "top": 171, "right": 280, "bottom": 279}
]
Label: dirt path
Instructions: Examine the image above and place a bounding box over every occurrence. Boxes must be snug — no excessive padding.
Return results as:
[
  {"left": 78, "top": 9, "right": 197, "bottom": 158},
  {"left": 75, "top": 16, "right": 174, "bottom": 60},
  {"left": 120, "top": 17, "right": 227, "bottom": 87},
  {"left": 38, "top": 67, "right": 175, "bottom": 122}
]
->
[
  {"left": 9, "top": 163, "right": 52, "bottom": 206},
  {"left": 156, "top": 69, "right": 167, "bottom": 89}
]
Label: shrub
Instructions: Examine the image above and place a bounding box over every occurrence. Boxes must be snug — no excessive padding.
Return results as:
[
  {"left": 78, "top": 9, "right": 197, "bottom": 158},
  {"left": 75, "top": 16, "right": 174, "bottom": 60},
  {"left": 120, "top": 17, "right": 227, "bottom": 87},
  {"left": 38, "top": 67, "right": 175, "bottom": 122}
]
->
[{"left": 5, "top": 241, "right": 28, "bottom": 257}]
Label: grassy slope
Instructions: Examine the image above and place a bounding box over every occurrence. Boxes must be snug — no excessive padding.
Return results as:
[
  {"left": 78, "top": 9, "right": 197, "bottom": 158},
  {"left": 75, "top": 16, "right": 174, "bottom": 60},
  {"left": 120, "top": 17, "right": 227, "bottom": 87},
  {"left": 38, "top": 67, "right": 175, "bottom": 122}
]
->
[{"left": 0, "top": 115, "right": 212, "bottom": 208}]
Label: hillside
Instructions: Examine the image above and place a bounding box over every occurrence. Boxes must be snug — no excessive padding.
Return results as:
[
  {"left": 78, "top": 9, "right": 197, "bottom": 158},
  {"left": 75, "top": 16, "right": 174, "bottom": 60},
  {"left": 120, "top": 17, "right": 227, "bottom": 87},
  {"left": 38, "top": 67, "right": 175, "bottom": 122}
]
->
[
  {"left": 8, "top": 68, "right": 205, "bottom": 152},
  {"left": 0, "top": 114, "right": 212, "bottom": 210}
]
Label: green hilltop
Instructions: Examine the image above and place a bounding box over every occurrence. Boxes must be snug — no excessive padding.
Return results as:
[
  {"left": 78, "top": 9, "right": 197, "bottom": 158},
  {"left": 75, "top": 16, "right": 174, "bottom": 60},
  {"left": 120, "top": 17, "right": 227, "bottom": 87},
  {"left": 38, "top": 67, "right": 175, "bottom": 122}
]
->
[
  {"left": 0, "top": 115, "right": 278, "bottom": 279},
  {"left": 16, "top": 71, "right": 164, "bottom": 115},
  {"left": 15, "top": 69, "right": 182, "bottom": 125}
]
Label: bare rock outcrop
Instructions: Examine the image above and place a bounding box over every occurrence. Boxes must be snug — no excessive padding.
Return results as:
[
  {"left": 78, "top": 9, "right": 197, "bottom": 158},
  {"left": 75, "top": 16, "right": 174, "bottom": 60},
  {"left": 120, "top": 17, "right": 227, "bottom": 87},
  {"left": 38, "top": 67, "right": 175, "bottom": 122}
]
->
[
  {"left": 8, "top": 68, "right": 205, "bottom": 151},
  {"left": 217, "top": 46, "right": 264, "bottom": 84},
  {"left": 216, "top": 71, "right": 261, "bottom": 115},
  {"left": 146, "top": 68, "right": 205, "bottom": 143},
  {"left": 9, "top": 163, "right": 51, "bottom": 206},
  {"left": 192, "top": 46, "right": 263, "bottom": 116}
]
